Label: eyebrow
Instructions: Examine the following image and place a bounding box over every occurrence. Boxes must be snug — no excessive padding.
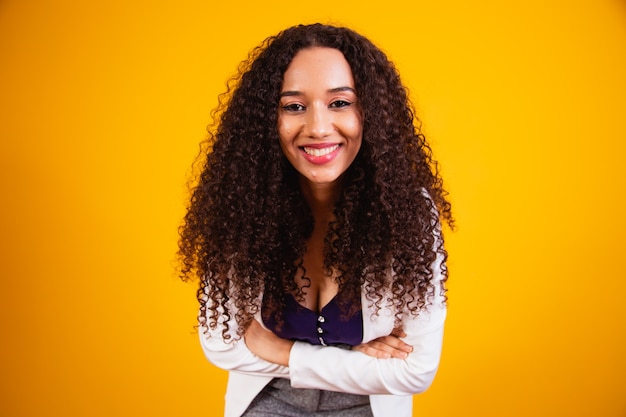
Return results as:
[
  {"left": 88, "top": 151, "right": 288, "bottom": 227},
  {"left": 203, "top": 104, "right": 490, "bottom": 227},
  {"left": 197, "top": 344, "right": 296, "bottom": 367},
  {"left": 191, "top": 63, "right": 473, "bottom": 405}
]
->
[{"left": 279, "top": 86, "right": 357, "bottom": 97}]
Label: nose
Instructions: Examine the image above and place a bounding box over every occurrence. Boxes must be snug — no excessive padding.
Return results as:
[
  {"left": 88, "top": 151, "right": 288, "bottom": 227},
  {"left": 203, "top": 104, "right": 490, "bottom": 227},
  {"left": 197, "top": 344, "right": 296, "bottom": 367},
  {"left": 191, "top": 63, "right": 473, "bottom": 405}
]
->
[{"left": 304, "top": 104, "right": 333, "bottom": 139}]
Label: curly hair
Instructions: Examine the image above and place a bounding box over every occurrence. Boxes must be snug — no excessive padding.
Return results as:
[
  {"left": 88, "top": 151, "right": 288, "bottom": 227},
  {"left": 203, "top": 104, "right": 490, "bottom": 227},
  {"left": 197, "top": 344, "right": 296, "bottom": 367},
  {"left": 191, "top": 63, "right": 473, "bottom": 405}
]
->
[{"left": 178, "top": 23, "right": 453, "bottom": 341}]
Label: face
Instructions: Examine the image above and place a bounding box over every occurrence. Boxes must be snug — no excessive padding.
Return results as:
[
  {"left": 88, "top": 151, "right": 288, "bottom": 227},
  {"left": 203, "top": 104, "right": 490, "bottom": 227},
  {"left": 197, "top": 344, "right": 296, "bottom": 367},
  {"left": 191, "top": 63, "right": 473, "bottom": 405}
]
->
[{"left": 277, "top": 47, "right": 363, "bottom": 189}]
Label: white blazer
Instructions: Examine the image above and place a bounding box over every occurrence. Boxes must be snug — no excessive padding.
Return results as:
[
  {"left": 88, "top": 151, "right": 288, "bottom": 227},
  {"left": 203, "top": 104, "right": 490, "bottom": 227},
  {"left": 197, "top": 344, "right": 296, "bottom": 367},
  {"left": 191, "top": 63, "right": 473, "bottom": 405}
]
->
[{"left": 199, "top": 251, "right": 447, "bottom": 417}]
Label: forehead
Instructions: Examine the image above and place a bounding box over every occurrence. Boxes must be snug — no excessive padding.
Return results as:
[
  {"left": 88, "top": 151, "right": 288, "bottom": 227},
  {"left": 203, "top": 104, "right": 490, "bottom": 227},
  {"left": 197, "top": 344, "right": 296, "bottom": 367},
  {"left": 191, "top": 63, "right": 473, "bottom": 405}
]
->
[{"left": 281, "top": 47, "right": 355, "bottom": 90}]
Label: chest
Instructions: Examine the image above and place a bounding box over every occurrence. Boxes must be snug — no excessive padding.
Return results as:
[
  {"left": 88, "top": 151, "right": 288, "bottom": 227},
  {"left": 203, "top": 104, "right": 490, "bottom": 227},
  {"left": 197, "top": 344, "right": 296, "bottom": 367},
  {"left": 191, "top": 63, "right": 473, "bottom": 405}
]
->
[
  {"left": 262, "top": 292, "right": 364, "bottom": 346},
  {"left": 294, "top": 229, "right": 339, "bottom": 313}
]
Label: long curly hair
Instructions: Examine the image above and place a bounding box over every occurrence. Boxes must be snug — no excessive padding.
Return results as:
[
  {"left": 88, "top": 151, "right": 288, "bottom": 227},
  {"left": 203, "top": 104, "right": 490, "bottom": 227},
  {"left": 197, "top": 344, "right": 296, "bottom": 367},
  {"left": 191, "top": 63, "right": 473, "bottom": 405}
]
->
[{"left": 178, "top": 23, "right": 453, "bottom": 341}]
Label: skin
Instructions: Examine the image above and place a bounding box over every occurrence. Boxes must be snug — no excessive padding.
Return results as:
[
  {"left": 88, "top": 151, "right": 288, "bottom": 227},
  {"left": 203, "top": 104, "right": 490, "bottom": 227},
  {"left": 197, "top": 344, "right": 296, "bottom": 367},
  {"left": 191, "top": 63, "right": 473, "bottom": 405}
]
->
[
  {"left": 277, "top": 47, "right": 364, "bottom": 194},
  {"left": 278, "top": 46, "right": 363, "bottom": 312},
  {"left": 245, "top": 47, "right": 413, "bottom": 366}
]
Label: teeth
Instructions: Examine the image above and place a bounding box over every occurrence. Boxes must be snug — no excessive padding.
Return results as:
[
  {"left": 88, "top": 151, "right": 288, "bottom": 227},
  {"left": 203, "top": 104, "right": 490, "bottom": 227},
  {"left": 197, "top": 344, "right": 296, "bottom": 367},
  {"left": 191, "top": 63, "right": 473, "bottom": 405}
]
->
[{"left": 303, "top": 145, "right": 339, "bottom": 157}]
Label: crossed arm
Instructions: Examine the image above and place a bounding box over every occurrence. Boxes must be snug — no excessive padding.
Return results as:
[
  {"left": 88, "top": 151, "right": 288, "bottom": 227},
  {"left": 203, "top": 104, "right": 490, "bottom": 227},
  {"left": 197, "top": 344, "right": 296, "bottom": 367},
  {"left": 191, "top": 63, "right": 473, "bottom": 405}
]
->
[
  {"left": 244, "top": 319, "right": 413, "bottom": 366},
  {"left": 200, "top": 296, "right": 445, "bottom": 395},
  {"left": 201, "top": 227, "right": 446, "bottom": 395}
]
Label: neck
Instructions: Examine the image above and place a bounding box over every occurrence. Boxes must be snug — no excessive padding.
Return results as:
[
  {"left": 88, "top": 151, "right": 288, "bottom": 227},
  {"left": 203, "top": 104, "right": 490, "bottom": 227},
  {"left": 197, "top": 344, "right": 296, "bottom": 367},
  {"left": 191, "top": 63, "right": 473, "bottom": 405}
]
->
[{"left": 299, "top": 178, "right": 342, "bottom": 226}]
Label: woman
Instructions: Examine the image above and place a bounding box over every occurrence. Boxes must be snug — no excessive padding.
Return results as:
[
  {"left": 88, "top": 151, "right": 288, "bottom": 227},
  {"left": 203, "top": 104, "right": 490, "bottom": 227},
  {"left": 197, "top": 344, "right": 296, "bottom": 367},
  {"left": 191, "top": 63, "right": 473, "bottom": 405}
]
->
[{"left": 178, "top": 23, "right": 453, "bottom": 417}]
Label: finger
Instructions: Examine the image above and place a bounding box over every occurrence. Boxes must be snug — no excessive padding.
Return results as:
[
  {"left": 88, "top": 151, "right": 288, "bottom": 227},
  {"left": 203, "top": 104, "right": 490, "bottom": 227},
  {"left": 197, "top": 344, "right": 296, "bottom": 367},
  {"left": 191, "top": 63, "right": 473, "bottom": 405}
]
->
[
  {"left": 353, "top": 344, "right": 392, "bottom": 359},
  {"left": 354, "top": 341, "right": 410, "bottom": 359},
  {"left": 375, "top": 341, "right": 410, "bottom": 359},
  {"left": 375, "top": 336, "right": 413, "bottom": 353}
]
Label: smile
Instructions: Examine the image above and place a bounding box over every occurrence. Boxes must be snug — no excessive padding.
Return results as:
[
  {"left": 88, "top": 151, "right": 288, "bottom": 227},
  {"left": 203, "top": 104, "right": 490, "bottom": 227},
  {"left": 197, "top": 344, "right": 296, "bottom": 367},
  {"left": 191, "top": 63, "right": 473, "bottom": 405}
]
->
[{"left": 302, "top": 145, "right": 340, "bottom": 157}]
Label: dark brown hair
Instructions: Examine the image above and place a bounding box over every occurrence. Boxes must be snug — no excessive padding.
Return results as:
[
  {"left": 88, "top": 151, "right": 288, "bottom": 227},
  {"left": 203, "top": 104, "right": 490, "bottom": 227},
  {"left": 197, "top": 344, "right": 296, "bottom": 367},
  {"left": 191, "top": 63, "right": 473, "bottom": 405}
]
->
[{"left": 178, "top": 23, "right": 453, "bottom": 340}]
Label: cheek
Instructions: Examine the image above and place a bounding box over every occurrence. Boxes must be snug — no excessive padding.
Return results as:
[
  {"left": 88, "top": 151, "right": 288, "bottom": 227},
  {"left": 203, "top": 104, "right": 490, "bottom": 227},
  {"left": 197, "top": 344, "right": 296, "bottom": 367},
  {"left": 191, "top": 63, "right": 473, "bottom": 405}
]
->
[
  {"left": 344, "top": 113, "right": 363, "bottom": 139},
  {"left": 277, "top": 116, "right": 293, "bottom": 142},
  {"left": 276, "top": 119, "right": 295, "bottom": 157}
]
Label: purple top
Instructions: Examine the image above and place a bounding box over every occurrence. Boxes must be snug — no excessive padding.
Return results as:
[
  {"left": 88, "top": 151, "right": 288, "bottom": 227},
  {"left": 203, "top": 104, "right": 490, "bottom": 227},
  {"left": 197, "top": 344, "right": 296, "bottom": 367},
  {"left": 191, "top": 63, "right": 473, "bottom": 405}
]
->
[{"left": 263, "top": 293, "right": 364, "bottom": 347}]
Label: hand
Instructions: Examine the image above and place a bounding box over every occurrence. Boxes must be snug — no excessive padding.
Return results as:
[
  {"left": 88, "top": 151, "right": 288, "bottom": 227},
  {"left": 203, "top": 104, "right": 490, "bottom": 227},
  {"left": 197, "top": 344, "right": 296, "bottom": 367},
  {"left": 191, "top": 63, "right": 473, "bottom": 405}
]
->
[
  {"left": 244, "top": 319, "right": 294, "bottom": 367},
  {"left": 352, "top": 329, "right": 413, "bottom": 359}
]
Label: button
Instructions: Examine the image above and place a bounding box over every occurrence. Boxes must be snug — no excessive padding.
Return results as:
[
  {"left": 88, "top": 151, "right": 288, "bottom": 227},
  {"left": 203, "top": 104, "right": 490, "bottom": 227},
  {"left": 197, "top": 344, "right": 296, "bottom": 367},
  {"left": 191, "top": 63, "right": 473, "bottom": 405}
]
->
[
  {"left": 318, "top": 315, "right": 325, "bottom": 323},
  {"left": 319, "top": 336, "right": 327, "bottom": 346},
  {"left": 317, "top": 327, "right": 323, "bottom": 334}
]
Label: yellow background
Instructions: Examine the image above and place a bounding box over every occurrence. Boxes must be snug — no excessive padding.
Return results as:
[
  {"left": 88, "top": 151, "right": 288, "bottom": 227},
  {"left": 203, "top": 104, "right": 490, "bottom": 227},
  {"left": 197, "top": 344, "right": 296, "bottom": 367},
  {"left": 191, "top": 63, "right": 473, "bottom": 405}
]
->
[{"left": 1, "top": 0, "right": 625, "bottom": 416}]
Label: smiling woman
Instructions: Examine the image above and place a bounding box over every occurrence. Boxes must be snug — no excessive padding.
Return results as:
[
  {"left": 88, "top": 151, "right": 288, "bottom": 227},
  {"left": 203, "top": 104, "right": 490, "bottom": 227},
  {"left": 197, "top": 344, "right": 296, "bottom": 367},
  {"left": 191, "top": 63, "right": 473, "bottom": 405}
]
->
[
  {"left": 177, "top": 23, "right": 453, "bottom": 417},
  {"left": 277, "top": 47, "right": 363, "bottom": 188}
]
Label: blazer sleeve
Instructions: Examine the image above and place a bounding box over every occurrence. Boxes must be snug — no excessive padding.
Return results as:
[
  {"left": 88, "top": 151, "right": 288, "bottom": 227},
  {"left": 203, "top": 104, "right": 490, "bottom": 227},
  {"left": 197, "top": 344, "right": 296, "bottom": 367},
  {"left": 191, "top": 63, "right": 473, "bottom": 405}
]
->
[
  {"left": 198, "top": 299, "right": 290, "bottom": 379},
  {"left": 288, "top": 298, "right": 446, "bottom": 395},
  {"left": 288, "top": 223, "right": 448, "bottom": 395}
]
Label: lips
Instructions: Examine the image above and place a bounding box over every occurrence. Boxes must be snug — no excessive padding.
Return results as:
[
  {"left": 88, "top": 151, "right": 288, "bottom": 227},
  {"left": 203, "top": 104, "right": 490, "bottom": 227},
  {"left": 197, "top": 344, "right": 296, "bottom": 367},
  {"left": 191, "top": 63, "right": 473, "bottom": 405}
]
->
[
  {"left": 300, "top": 143, "right": 341, "bottom": 164},
  {"left": 303, "top": 144, "right": 339, "bottom": 156}
]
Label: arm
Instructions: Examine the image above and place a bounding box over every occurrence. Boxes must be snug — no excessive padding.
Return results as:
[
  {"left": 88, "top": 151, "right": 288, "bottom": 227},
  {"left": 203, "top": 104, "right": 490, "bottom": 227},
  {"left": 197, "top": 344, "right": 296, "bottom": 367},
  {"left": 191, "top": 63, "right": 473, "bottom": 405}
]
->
[
  {"left": 205, "top": 192, "right": 447, "bottom": 391},
  {"left": 287, "top": 299, "right": 446, "bottom": 395},
  {"left": 245, "top": 323, "right": 412, "bottom": 363},
  {"left": 244, "top": 306, "right": 444, "bottom": 395},
  {"left": 352, "top": 329, "right": 413, "bottom": 360},
  {"left": 199, "top": 292, "right": 411, "bottom": 376},
  {"left": 198, "top": 302, "right": 290, "bottom": 379},
  {"left": 247, "top": 221, "right": 448, "bottom": 395}
]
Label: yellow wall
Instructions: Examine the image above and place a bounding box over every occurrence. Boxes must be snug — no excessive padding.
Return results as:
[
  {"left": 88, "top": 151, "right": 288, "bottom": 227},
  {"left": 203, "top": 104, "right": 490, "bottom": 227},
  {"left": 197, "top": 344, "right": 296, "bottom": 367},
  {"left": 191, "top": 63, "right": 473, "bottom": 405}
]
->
[{"left": 1, "top": 0, "right": 625, "bottom": 416}]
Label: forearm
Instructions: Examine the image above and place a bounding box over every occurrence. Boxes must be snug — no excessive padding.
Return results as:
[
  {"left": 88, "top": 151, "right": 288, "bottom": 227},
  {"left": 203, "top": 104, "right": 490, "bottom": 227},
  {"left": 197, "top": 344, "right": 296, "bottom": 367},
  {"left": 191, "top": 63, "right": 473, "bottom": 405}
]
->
[
  {"left": 241, "top": 297, "right": 446, "bottom": 395},
  {"left": 244, "top": 319, "right": 294, "bottom": 367},
  {"left": 288, "top": 323, "right": 444, "bottom": 395},
  {"left": 199, "top": 324, "right": 290, "bottom": 378}
]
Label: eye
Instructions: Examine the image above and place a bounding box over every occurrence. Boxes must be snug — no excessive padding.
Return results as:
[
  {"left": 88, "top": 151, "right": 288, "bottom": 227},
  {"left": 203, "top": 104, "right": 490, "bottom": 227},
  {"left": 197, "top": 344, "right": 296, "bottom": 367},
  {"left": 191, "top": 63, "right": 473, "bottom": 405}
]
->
[
  {"left": 281, "top": 103, "right": 306, "bottom": 112},
  {"left": 329, "top": 100, "right": 353, "bottom": 109}
]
